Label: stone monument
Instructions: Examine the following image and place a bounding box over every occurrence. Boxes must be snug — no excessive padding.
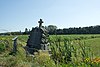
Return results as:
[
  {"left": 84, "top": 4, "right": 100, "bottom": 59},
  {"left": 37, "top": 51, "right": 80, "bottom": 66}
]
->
[
  {"left": 12, "top": 36, "right": 18, "bottom": 53},
  {"left": 25, "top": 19, "right": 49, "bottom": 54}
]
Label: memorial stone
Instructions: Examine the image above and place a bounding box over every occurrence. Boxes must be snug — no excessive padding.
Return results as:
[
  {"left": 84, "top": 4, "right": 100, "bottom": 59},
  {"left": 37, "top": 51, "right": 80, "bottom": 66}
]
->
[{"left": 25, "top": 19, "right": 49, "bottom": 54}]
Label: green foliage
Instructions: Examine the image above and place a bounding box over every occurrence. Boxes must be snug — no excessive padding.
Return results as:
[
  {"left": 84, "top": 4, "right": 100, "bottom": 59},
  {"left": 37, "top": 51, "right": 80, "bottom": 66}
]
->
[
  {"left": 49, "top": 35, "right": 100, "bottom": 66},
  {"left": 0, "top": 40, "right": 10, "bottom": 53},
  {"left": 0, "top": 35, "right": 100, "bottom": 67},
  {"left": 33, "top": 50, "right": 56, "bottom": 67},
  {"left": 0, "top": 43, "right": 5, "bottom": 53},
  {"left": 52, "top": 25, "right": 100, "bottom": 34},
  {"left": 45, "top": 25, "right": 57, "bottom": 34},
  {"left": 50, "top": 37, "right": 73, "bottom": 64}
]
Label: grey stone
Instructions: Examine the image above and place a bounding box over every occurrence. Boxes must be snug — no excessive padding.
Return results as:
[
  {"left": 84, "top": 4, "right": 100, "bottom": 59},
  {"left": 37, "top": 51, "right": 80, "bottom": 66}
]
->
[
  {"left": 12, "top": 36, "right": 18, "bottom": 53},
  {"left": 25, "top": 19, "right": 49, "bottom": 54}
]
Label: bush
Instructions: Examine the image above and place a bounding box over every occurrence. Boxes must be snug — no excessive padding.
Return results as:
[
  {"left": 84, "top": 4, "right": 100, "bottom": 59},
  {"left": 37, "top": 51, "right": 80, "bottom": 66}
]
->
[
  {"left": 0, "top": 43, "right": 5, "bottom": 53},
  {"left": 33, "top": 50, "right": 56, "bottom": 67}
]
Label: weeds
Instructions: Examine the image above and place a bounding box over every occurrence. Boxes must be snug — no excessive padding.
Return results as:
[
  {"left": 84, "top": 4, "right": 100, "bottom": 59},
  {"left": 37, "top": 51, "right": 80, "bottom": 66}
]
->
[
  {"left": 0, "top": 35, "right": 100, "bottom": 67},
  {"left": 49, "top": 36, "right": 100, "bottom": 67}
]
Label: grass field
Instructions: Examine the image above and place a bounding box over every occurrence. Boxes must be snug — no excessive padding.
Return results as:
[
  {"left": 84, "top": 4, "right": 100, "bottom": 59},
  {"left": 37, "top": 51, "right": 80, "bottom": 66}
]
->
[
  {"left": 0, "top": 34, "right": 100, "bottom": 67},
  {"left": 50, "top": 34, "right": 100, "bottom": 56}
]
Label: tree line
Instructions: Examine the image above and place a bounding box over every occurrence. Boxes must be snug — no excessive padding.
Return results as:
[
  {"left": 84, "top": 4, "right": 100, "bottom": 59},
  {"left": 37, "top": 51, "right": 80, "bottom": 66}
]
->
[
  {"left": 0, "top": 25, "right": 100, "bottom": 35},
  {"left": 47, "top": 25, "right": 100, "bottom": 35}
]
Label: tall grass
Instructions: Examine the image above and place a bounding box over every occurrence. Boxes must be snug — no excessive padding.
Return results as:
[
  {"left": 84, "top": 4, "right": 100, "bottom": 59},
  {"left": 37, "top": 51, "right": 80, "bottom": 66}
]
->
[
  {"left": 0, "top": 35, "right": 100, "bottom": 67},
  {"left": 49, "top": 36, "right": 100, "bottom": 67}
]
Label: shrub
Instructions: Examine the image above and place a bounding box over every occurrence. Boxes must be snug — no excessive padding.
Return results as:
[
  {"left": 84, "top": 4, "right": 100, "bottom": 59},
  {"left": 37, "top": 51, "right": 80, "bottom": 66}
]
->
[
  {"left": 0, "top": 43, "right": 5, "bottom": 53},
  {"left": 33, "top": 50, "right": 56, "bottom": 67}
]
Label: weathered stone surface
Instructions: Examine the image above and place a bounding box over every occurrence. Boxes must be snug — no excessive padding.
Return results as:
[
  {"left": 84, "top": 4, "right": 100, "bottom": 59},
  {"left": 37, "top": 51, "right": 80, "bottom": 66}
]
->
[
  {"left": 25, "top": 19, "right": 49, "bottom": 54},
  {"left": 12, "top": 36, "right": 18, "bottom": 53}
]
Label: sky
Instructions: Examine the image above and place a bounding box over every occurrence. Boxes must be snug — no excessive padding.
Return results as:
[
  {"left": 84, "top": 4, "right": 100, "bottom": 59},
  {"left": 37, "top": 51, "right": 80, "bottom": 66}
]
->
[{"left": 0, "top": 0, "right": 100, "bottom": 33}]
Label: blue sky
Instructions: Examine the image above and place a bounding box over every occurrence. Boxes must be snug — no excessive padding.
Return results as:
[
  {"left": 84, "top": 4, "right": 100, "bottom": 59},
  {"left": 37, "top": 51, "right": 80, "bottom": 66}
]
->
[{"left": 0, "top": 0, "right": 100, "bottom": 33}]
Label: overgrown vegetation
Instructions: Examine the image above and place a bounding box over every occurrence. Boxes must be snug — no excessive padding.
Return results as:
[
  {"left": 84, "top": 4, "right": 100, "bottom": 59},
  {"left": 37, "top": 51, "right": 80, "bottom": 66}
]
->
[
  {"left": 0, "top": 35, "right": 100, "bottom": 67},
  {"left": 49, "top": 36, "right": 100, "bottom": 67}
]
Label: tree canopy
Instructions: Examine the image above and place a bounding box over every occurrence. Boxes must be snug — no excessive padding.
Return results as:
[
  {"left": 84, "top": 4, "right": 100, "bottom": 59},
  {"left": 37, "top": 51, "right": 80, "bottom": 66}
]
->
[{"left": 0, "top": 25, "right": 100, "bottom": 35}]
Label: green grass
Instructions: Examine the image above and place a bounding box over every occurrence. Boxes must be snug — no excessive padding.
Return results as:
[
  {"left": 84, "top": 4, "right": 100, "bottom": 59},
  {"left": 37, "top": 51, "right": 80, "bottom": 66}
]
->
[
  {"left": 49, "top": 35, "right": 100, "bottom": 67},
  {"left": 85, "top": 38, "right": 100, "bottom": 57},
  {"left": 50, "top": 34, "right": 100, "bottom": 57},
  {"left": 0, "top": 34, "right": 100, "bottom": 67}
]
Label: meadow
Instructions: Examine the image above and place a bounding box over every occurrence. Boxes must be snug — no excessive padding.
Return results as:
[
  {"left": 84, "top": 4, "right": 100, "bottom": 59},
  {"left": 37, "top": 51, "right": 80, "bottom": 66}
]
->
[{"left": 0, "top": 34, "right": 100, "bottom": 67}]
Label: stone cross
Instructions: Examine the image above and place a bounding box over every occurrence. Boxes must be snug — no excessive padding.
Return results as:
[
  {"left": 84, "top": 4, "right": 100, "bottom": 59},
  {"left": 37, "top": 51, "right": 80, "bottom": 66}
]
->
[{"left": 38, "top": 19, "right": 43, "bottom": 28}]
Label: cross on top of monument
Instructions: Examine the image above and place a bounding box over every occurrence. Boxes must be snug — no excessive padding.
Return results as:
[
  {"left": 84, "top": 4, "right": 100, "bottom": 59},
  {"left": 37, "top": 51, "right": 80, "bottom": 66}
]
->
[{"left": 38, "top": 19, "right": 44, "bottom": 28}]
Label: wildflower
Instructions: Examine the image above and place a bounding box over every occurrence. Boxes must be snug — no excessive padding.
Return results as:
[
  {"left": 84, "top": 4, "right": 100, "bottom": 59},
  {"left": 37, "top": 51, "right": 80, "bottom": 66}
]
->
[
  {"left": 85, "top": 58, "right": 90, "bottom": 62},
  {"left": 91, "top": 58, "right": 100, "bottom": 64}
]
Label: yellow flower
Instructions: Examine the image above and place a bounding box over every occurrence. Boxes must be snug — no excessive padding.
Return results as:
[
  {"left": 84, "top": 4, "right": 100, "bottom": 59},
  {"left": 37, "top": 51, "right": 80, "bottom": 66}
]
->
[
  {"left": 86, "top": 58, "right": 90, "bottom": 62},
  {"left": 84, "top": 58, "right": 91, "bottom": 62}
]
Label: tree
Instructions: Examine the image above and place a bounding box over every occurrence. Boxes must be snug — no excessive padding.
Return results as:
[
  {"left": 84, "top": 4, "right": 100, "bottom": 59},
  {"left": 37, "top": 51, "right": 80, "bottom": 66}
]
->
[
  {"left": 23, "top": 28, "right": 29, "bottom": 35},
  {"left": 45, "top": 25, "right": 57, "bottom": 35},
  {"left": 56, "top": 29, "right": 63, "bottom": 34}
]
